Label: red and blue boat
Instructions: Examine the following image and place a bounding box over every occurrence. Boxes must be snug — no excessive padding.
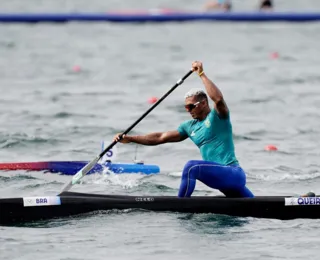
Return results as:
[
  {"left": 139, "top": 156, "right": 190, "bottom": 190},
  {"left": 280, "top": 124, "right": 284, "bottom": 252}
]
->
[{"left": 0, "top": 160, "right": 160, "bottom": 175}]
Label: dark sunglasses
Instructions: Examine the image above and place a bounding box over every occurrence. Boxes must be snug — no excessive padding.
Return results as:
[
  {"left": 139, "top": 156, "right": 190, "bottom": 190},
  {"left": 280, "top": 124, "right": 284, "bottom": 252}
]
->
[{"left": 185, "top": 101, "right": 201, "bottom": 112}]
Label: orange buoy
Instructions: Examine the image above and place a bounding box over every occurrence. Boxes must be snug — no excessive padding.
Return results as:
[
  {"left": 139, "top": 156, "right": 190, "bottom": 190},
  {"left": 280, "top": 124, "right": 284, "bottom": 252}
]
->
[
  {"left": 148, "top": 97, "right": 158, "bottom": 104},
  {"left": 72, "top": 65, "right": 81, "bottom": 72},
  {"left": 264, "top": 145, "right": 278, "bottom": 151},
  {"left": 270, "top": 52, "right": 279, "bottom": 59}
]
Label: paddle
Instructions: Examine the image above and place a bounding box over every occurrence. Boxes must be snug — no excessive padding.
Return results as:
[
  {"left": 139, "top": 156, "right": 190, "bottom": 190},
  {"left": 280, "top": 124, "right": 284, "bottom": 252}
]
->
[{"left": 61, "top": 69, "right": 193, "bottom": 192}]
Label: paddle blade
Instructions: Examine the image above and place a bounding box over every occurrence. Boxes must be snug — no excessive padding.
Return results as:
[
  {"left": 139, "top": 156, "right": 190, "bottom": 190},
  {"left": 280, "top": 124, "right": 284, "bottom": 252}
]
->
[{"left": 61, "top": 155, "right": 100, "bottom": 192}]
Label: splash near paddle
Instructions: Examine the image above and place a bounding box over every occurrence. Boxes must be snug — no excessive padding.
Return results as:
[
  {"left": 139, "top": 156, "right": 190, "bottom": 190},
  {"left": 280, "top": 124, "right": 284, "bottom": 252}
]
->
[{"left": 61, "top": 70, "right": 194, "bottom": 192}]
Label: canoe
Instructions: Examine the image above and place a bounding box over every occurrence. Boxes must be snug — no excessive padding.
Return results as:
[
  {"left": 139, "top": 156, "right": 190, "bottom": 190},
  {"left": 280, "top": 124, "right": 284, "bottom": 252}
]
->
[
  {"left": 1, "top": 191, "right": 319, "bottom": 225},
  {"left": 0, "top": 161, "right": 160, "bottom": 175}
]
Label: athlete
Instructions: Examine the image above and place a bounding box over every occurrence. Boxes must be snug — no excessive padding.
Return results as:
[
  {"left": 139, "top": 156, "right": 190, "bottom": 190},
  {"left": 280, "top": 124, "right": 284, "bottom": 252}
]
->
[
  {"left": 205, "top": 0, "right": 232, "bottom": 11},
  {"left": 259, "top": 0, "right": 273, "bottom": 10},
  {"left": 114, "top": 61, "right": 254, "bottom": 198}
]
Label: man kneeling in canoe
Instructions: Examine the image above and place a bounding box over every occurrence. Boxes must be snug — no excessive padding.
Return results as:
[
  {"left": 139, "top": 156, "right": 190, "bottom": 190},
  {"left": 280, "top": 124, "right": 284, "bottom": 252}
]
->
[{"left": 114, "top": 61, "right": 254, "bottom": 198}]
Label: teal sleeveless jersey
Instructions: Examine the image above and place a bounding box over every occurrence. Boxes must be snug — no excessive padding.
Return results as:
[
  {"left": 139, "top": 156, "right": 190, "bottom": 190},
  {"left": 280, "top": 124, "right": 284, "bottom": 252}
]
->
[{"left": 177, "top": 109, "right": 238, "bottom": 165}]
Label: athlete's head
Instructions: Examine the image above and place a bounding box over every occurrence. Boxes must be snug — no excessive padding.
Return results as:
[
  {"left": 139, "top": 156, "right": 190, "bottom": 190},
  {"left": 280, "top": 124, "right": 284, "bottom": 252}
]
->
[{"left": 184, "top": 88, "right": 209, "bottom": 119}]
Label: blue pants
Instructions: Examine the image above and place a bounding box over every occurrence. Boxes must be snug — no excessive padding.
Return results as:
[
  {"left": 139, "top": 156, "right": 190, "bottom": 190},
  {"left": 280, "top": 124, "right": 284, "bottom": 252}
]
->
[{"left": 178, "top": 160, "right": 254, "bottom": 198}]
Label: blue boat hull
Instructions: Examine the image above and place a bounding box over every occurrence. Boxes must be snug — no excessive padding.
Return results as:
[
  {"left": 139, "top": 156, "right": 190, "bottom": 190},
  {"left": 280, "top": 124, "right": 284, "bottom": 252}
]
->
[{"left": 1, "top": 11, "right": 320, "bottom": 23}]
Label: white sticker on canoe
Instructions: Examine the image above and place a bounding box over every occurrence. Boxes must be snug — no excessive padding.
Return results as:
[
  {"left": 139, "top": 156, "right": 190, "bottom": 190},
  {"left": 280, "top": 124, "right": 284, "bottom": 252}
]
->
[
  {"left": 23, "top": 196, "right": 61, "bottom": 207},
  {"left": 135, "top": 197, "right": 154, "bottom": 202},
  {"left": 285, "top": 197, "right": 320, "bottom": 206}
]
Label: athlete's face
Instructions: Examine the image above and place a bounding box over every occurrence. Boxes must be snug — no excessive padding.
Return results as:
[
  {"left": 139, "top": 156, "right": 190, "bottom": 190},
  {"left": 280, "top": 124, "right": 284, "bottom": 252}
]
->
[{"left": 185, "top": 96, "right": 203, "bottom": 119}]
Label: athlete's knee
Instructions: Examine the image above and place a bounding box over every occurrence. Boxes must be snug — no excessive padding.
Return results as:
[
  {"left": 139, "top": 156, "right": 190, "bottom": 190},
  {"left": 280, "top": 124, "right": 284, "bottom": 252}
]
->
[
  {"left": 183, "top": 160, "right": 199, "bottom": 170},
  {"left": 233, "top": 167, "right": 247, "bottom": 188},
  {"left": 182, "top": 160, "right": 199, "bottom": 179}
]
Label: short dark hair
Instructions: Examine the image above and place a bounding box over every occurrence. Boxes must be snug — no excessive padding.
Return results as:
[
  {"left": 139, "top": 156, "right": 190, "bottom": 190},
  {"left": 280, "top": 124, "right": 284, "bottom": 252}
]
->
[
  {"left": 185, "top": 89, "right": 208, "bottom": 101},
  {"left": 194, "top": 92, "right": 208, "bottom": 102}
]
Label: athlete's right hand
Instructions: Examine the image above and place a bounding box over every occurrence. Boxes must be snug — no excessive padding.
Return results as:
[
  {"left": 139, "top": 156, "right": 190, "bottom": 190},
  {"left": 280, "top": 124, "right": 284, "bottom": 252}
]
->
[
  {"left": 113, "top": 133, "right": 131, "bottom": 144},
  {"left": 191, "top": 61, "right": 204, "bottom": 74}
]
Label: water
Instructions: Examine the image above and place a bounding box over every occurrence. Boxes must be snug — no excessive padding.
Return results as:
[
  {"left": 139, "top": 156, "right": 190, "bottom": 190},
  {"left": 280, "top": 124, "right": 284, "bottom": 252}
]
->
[{"left": 1, "top": 1, "right": 320, "bottom": 259}]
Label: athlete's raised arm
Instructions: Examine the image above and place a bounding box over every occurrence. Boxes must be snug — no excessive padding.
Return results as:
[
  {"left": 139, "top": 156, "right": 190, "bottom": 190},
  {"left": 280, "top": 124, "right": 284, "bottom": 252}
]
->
[{"left": 192, "top": 61, "right": 229, "bottom": 118}]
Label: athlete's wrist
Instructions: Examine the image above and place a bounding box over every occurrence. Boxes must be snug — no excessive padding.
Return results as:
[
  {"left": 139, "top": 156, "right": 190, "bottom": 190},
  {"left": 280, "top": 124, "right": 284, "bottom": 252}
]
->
[
  {"left": 126, "top": 136, "right": 133, "bottom": 143},
  {"left": 199, "top": 71, "right": 205, "bottom": 77}
]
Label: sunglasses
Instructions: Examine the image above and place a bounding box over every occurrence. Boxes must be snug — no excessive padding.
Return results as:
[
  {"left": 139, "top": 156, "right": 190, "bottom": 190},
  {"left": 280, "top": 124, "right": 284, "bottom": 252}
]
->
[{"left": 185, "top": 101, "right": 201, "bottom": 112}]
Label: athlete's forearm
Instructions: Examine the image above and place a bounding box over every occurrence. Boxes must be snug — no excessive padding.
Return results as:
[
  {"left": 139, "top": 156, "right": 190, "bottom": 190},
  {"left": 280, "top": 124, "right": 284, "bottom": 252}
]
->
[
  {"left": 127, "top": 132, "right": 164, "bottom": 146},
  {"left": 200, "top": 73, "right": 223, "bottom": 103}
]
